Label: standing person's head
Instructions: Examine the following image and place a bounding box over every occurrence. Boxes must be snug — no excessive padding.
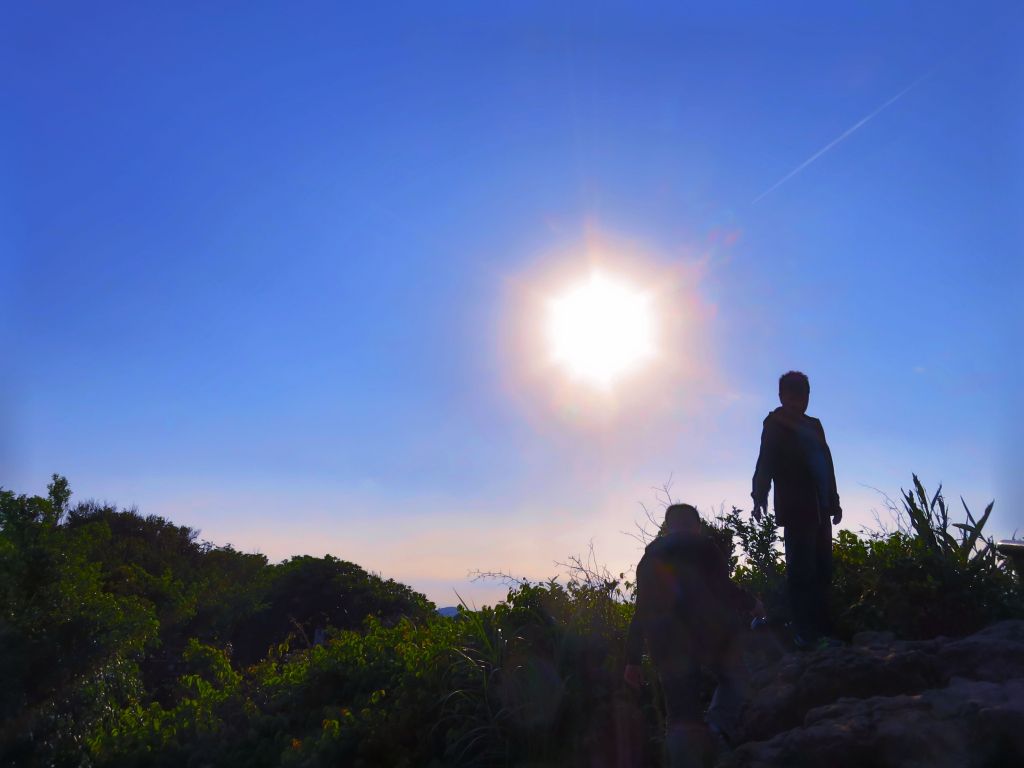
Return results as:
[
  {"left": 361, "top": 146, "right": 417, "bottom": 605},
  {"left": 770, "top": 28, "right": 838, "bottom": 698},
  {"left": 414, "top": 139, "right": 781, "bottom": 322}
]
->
[
  {"left": 778, "top": 370, "right": 810, "bottom": 415},
  {"left": 662, "top": 503, "right": 701, "bottom": 537}
]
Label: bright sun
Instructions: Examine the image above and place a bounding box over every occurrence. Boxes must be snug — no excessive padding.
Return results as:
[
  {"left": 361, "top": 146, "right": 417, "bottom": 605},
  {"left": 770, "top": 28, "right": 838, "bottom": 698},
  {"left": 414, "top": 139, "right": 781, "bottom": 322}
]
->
[{"left": 546, "top": 271, "right": 656, "bottom": 389}]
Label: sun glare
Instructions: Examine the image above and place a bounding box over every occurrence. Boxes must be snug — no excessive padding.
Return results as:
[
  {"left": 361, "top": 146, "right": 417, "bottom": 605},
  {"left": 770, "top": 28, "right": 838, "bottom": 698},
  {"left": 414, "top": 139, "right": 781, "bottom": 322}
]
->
[{"left": 546, "top": 271, "right": 656, "bottom": 389}]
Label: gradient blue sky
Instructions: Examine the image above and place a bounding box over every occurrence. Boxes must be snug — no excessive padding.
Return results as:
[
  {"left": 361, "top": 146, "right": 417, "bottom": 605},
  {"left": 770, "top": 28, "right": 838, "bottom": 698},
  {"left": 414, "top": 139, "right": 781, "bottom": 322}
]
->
[{"left": 6, "top": 2, "right": 1022, "bottom": 606}]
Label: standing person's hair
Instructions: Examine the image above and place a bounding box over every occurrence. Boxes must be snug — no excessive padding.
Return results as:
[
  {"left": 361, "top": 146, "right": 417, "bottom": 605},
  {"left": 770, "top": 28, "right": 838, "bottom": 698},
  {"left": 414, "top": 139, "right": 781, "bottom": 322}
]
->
[{"left": 778, "top": 371, "right": 810, "bottom": 398}]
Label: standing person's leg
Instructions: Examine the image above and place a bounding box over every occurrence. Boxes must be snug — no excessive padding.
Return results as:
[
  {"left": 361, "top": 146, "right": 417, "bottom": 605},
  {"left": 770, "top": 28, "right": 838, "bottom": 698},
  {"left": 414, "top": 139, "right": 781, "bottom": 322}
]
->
[
  {"left": 813, "top": 519, "right": 834, "bottom": 638},
  {"left": 784, "top": 523, "right": 818, "bottom": 642}
]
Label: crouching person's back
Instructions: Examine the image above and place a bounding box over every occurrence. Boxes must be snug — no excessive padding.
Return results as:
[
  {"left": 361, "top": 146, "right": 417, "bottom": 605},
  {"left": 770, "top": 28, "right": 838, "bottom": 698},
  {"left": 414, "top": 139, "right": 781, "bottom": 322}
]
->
[{"left": 624, "top": 504, "right": 763, "bottom": 768}]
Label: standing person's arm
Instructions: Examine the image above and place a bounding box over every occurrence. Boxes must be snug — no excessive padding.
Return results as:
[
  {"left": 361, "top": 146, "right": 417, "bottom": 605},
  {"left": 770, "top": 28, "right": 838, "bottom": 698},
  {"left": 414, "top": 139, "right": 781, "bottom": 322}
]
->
[
  {"left": 818, "top": 421, "right": 842, "bottom": 524},
  {"left": 751, "top": 419, "right": 776, "bottom": 521}
]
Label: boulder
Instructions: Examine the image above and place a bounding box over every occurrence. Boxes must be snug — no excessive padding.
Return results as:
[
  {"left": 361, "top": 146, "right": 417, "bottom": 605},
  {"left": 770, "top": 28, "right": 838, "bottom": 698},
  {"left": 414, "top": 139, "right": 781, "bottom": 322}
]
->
[{"left": 723, "top": 621, "right": 1024, "bottom": 767}]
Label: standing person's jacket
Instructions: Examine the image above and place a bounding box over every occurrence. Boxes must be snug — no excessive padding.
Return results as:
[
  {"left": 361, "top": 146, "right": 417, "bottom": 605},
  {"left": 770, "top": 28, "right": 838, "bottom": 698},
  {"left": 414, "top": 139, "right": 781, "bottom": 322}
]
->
[
  {"left": 751, "top": 407, "right": 840, "bottom": 528},
  {"left": 625, "top": 533, "right": 755, "bottom": 669}
]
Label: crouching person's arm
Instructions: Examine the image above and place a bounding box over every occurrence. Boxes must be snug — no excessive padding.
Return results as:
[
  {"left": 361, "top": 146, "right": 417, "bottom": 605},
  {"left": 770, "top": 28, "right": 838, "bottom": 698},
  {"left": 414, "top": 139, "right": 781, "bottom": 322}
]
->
[
  {"left": 624, "top": 558, "right": 650, "bottom": 689},
  {"left": 705, "top": 540, "right": 762, "bottom": 618}
]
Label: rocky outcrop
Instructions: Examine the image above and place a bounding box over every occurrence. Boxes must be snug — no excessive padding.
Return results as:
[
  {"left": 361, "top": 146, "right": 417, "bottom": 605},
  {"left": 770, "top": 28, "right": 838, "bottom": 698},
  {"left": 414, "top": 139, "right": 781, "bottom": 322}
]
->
[{"left": 723, "top": 621, "right": 1024, "bottom": 768}]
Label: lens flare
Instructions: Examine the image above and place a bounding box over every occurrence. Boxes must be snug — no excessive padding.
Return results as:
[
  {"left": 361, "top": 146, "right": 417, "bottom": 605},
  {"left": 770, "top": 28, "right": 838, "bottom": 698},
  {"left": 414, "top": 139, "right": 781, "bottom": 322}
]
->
[
  {"left": 497, "top": 229, "right": 724, "bottom": 438},
  {"left": 546, "top": 271, "right": 655, "bottom": 390}
]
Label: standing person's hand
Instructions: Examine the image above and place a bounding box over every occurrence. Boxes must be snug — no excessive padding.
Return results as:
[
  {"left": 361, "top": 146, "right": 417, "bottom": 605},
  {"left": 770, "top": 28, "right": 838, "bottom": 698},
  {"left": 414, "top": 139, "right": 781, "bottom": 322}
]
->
[
  {"left": 752, "top": 503, "right": 765, "bottom": 524},
  {"left": 832, "top": 507, "right": 843, "bottom": 525},
  {"left": 623, "top": 664, "right": 643, "bottom": 690}
]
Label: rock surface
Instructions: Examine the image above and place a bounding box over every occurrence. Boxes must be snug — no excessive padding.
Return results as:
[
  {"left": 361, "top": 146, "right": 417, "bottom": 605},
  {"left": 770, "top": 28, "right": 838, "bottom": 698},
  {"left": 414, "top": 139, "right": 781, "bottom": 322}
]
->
[{"left": 722, "top": 621, "right": 1024, "bottom": 768}]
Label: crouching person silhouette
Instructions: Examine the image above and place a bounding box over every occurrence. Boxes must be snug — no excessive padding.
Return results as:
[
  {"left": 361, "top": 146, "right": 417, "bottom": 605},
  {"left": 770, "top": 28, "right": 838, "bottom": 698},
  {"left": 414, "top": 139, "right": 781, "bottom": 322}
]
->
[
  {"left": 751, "top": 370, "right": 842, "bottom": 649},
  {"left": 624, "top": 504, "right": 763, "bottom": 768}
]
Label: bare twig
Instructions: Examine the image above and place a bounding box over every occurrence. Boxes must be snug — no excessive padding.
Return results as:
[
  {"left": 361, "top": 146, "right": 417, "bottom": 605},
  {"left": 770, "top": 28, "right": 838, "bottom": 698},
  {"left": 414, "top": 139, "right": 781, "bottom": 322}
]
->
[
  {"left": 624, "top": 475, "right": 682, "bottom": 547},
  {"left": 467, "top": 569, "right": 529, "bottom": 588},
  {"left": 555, "top": 540, "right": 614, "bottom": 587},
  {"left": 859, "top": 481, "right": 908, "bottom": 535}
]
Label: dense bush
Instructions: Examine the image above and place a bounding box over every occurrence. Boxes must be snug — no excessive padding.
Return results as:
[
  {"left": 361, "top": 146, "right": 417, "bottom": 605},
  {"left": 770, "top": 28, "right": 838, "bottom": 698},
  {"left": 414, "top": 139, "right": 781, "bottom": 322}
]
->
[
  {"left": 711, "top": 507, "right": 788, "bottom": 621},
  {"left": 705, "top": 477, "right": 1023, "bottom": 641},
  {"left": 829, "top": 476, "right": 1022, "bottom": 639},
  {"left": 88, "top": 583, "right": 646, "bottom": 767},
  {"left": 1, "top": 474, "right": 1021, "bottom": 766},
  {"left": 229, "top": 554, "right": 435, "bottom": 667},
  {"left": 0, "top": 476, "right": 435, "bottom": 766},
  {"left": 0, "top": 479, "right": 158, "bottom": 765}
]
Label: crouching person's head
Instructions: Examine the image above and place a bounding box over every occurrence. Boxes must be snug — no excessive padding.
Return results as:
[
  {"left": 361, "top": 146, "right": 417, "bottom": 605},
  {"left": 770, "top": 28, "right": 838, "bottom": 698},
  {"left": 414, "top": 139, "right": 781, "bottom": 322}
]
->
[{"left": 662, "top": 503, "right": 701, "bottom": 537}]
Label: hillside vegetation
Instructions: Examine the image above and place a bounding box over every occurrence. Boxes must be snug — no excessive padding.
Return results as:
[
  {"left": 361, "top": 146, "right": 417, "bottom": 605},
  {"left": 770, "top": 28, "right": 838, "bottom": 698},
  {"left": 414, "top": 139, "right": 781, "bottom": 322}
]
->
[{"left": 1, "top": 475, "right": 1020, "bottom": 766}]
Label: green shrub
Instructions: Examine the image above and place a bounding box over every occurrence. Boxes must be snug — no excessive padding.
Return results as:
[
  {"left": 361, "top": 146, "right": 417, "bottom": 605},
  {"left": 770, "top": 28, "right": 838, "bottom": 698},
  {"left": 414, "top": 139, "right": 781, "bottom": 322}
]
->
[
  {"left": 5, "top": 473, "right": 1023, "bottom": 767},
  {"left": 712, "top": 476, "right": 1024, "bottom": 640},
  {"left": 828, "top": 477, "right": 1023, "bottom": 638}
]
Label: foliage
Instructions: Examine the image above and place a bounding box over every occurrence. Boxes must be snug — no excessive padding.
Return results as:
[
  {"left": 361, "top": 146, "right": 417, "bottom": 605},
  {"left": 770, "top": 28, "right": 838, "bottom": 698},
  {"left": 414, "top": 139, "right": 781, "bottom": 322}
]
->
[
  {"left": 0, "top": 476, "right": 434, "bottom": 766},
  {"left": 713, "top": 507, "right": 787, "bottom": 619},
  {"left": 1, "top": 473, "right": 1021, "bottom": 766},
  {"left": 901, "top": 473, "right": 995, "bottom": 564},
  {"left": 0, "top": 477, "right": 159, "bottom": 766},
  {"left": 231, "top": 555, "right": 434, "bottom": 667},
  {"left": 828, "top": 477, "right": 1021, "bottom": 639},
  {"left": 439, "top": 578, "right": 642, "bottom": 766}
]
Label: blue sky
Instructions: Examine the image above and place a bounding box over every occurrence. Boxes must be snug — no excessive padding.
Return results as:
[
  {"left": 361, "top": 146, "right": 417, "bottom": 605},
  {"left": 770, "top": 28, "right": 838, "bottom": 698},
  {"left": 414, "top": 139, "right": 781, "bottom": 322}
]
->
[{"left": 5, "top": 2, "right": 1021, "bottom": 606}]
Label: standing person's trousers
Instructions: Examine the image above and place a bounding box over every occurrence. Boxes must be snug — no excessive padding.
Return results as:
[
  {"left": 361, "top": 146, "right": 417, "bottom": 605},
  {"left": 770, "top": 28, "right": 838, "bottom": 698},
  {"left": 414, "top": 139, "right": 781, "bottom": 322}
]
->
[{"left": 784, "top": 519, "right": 833, "bottom": 640}]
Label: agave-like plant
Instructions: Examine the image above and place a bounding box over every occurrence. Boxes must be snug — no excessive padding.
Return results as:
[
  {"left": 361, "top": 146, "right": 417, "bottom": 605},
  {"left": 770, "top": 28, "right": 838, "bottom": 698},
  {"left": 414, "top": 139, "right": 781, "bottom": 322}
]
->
[{"left": 901, "top": 474, "right": 995, "bottom": 567}]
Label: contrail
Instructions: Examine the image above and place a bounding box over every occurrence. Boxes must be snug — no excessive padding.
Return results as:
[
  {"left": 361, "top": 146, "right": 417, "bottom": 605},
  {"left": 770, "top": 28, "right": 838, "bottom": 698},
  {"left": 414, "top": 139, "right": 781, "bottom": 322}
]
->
[{"left": 752, "top": 74, "right": 930, "bottom": 204}]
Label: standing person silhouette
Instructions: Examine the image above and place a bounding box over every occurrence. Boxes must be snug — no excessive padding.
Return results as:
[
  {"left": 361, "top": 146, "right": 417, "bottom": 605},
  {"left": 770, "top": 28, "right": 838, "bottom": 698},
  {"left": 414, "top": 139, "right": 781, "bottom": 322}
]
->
[{"left": 751, "top": 371, "right": 842, "bottom": 649}]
